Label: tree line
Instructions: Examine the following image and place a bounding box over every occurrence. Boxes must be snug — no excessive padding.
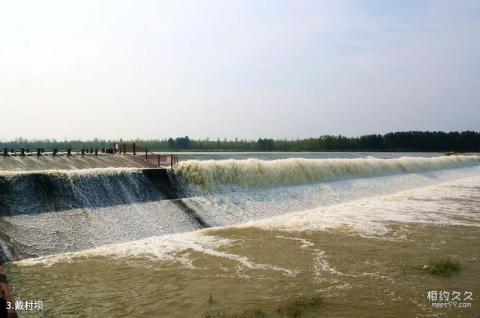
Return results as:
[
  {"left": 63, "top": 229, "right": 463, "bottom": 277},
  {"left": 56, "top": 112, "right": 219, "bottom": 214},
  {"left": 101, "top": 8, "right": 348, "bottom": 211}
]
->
[{"left": 1, "top": 131, "right": 479, "bottom": 152}]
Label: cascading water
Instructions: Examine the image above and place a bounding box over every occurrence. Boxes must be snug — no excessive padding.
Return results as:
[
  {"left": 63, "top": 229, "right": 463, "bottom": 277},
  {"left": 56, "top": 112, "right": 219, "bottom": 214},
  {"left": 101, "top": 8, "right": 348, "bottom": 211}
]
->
[
  {"left": 174, "top": 155, "right": 480, "bottom": 190},
  {"left": 0, "top": 155, "right": 479, "bottom": 263},
  {"left": 0, "top": 168, "right": 178, "bottom": 215}
]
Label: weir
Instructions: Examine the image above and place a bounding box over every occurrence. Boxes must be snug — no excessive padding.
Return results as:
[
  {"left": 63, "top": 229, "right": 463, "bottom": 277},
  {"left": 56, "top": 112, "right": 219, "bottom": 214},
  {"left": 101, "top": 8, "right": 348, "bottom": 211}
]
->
[
  {"left": 0, "top": 167, "right": 208, "bottom": 262},
  {"left": 1, "top": 155, "right": 479, "bottom": 263},
  {"left": 0, "top": 168, "right": 182, "bottom": 215}
]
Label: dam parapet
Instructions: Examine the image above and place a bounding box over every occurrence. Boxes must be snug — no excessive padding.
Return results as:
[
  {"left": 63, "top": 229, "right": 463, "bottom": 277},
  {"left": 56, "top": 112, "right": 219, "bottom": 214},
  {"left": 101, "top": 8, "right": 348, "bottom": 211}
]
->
[{"left": 0, "top": 144, "right": 178, "bottom": 171}]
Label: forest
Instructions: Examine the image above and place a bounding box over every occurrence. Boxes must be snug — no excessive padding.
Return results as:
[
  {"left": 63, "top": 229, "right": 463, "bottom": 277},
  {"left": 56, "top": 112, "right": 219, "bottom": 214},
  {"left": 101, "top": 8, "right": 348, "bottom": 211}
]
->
[{"left": 1, "top": 131, "right": 479, "bottom": 152}]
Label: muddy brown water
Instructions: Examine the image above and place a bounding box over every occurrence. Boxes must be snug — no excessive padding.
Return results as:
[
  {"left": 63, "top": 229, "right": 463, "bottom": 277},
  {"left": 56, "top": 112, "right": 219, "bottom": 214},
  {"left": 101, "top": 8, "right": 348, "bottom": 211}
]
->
[{"left": 8, "top": 223, "right": 479, "bottom": 317}]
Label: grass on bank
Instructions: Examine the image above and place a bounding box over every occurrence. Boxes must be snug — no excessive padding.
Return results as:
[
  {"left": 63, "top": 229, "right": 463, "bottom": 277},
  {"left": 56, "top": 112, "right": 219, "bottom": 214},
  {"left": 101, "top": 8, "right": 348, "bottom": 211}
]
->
[
  {"left": 202, "top": 295, "right": 325, "bottom": 318},
  {"left": 425, "top": 257, "right": 461, "bottom": 277}
]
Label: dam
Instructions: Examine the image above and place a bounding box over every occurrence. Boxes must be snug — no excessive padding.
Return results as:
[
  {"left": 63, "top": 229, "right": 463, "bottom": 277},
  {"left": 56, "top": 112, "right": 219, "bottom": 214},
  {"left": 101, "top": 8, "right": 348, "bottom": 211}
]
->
[
  {"left": 0, "top": 152, "right": 194, "bottom": 261},
  {"left": 0, "top": 143, "right": 178, "bottom": 171},
  {"left": 1, "top": 153, "right": 480, "bottom": 264}
]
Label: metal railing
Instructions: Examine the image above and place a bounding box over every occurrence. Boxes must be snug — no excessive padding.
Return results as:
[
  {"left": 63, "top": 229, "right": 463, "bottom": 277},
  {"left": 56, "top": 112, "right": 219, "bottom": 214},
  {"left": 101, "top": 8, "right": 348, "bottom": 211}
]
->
[
  {"left": 134, "top": 146, "right": 178, "bottom": 168},
  {"left": 2, "top": 143, "right": 179, "bottom": 168}
]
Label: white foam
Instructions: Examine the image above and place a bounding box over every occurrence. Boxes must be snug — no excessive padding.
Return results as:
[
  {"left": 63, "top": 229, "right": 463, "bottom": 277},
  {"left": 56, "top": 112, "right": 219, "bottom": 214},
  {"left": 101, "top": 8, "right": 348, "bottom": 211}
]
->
[
  {"left": 15, "top": 230, "right": 297, "bottom": 276},
  {"left": 275, "top": 235, "right": 342, "bottom": 280},
  {"left": 175, "top": 156, "right": 480, "bottom": 190},
  {"left": 235, "top": 174, "right": 480, "bottom": 235}
]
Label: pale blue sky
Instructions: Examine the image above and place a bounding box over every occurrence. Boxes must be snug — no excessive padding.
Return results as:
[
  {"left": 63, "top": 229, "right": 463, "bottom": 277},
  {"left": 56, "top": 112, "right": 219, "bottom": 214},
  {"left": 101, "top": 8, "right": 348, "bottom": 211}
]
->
[{"left": 0, "top": 0, "right": 479, "bottom": 140}]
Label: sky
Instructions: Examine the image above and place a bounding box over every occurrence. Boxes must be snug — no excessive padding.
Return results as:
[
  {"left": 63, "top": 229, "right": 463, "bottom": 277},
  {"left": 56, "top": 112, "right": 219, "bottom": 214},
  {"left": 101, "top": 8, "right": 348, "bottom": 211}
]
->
[{"left": 0, "top": 0, "right": 479, "bottom": 140}]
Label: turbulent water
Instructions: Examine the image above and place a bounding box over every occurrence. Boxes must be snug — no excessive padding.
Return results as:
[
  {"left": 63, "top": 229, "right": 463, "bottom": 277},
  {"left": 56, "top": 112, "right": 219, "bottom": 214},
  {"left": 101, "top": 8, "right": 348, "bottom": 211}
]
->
[
  {"left": 2, "top": 153, "right": 480, "bottom": 317},
  {"left": 174, "top": 155, "right": 480, "bottom": 189}
]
